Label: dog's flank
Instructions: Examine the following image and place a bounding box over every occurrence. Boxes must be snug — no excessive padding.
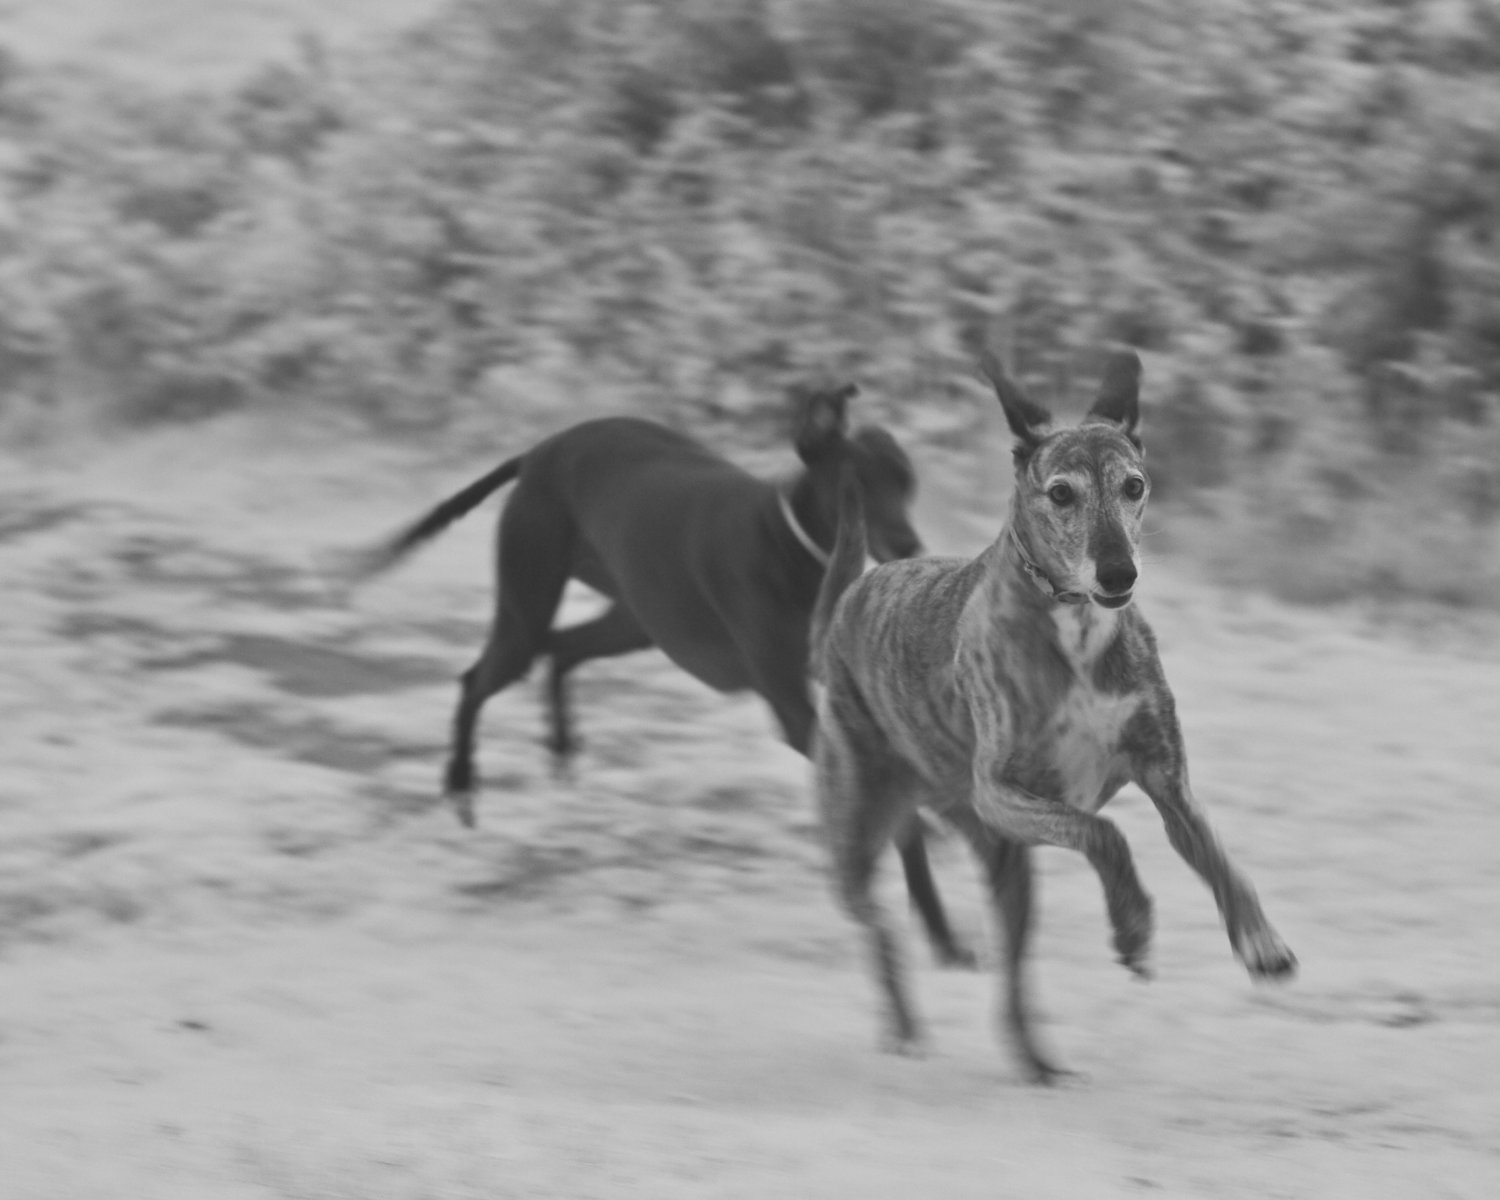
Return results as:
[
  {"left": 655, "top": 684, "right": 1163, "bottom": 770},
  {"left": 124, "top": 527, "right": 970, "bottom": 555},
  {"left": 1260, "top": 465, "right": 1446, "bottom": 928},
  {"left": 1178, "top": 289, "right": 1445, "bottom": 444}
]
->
[
  {"left": 358, "top": 387, "right": 973, "bottom": 968},
  {"left": 815, "top": 350, "right": 1296, "bottom": 1083}
]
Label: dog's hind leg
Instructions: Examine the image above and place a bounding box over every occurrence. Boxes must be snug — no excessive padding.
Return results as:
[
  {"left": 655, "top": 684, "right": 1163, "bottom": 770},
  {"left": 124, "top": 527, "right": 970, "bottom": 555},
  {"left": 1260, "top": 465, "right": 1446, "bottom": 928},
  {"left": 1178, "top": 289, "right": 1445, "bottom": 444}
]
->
[
  {"left": 818, "top": 708, "right": 925, "bottom": 1054},
  {"left": 894, "top": 818, "right": 977, "bottom": 970},
  {"left": 948, "top": 806, "right": 1072, "bottom": 1083},
  {"left": 444, "top": 498, "right": 571, "bottom": 827},
  {"left": 983, "top": 838, "right": 1070, "bottom": 1082},
  {"left": 447, "top": 643, "right": 534, "bottom": 827},
  {"left": 543, "top": 603, "right": 652, "bottom": 774},
  {"left": 447, "top": 620, "right": 549, "bottom": 826},
  {"left": 757, "top": 648, "right": 972, "bottom": 970}
]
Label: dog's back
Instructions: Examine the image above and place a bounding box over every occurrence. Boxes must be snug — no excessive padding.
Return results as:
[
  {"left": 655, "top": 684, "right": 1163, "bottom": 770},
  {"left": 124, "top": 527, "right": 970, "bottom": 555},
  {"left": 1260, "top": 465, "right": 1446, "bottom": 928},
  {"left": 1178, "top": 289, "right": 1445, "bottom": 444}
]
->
[
  {"left": 519, "top": 418, "right": 775, "bottom": 664},
  {"left": 527, "top": 417, "right": 755, "bottom": 504},
  {"left": 521, "top": 418, "right": 765, "bottom": 566}
]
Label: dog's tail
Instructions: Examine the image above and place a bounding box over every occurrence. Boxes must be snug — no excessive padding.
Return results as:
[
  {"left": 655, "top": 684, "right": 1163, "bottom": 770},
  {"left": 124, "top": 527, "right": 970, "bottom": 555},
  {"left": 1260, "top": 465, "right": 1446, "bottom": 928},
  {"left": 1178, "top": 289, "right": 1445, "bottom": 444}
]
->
[
  {"left": 810, "top": 463, "right": 867, "bottom": 680},
  {"left": 346, "top": 454, "right": 525, "bottom": 582}
]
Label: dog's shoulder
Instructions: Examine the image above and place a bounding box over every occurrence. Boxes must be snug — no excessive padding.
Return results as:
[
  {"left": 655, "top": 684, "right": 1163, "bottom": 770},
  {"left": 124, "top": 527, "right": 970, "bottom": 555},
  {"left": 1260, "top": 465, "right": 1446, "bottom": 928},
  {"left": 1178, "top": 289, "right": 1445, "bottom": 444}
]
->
[
  {"left": 832, "top": 554, "right": 980, "bottom": 668},
  {"left": 844, "top": 554, "right": 975, "bottom": 621}
]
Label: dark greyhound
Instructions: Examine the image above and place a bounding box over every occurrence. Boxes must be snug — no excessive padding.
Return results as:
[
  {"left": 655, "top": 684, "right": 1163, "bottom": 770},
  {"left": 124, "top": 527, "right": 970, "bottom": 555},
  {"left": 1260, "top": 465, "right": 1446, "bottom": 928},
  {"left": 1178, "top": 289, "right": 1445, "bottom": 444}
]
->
[
  {"left": 811, "top": 351, "right": 1296, "bottom": 1081},
  {"left": 360, "top": 384, "right": 975, "bottom": 967}
]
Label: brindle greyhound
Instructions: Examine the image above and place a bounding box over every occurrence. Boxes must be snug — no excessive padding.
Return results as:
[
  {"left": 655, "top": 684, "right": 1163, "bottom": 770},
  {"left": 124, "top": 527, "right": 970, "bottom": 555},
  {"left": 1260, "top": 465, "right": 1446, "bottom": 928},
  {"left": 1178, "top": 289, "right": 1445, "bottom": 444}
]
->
[
  {"left": 359, "top": 385, "right": 974, "bottom": 967},
  {"left": 811, "top": 350, "right": 1297, "bottom": 1082}
]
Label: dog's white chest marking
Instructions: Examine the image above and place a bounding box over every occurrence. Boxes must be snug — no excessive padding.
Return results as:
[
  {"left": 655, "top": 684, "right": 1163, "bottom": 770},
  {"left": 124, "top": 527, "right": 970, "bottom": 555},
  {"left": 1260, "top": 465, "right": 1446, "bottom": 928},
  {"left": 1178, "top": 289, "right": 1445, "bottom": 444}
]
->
[
  {"left": 1047, "top": 686, "right": 1140, "bottom": 810},
  {"left": 1047, "top": 605, "right": 1138, "bottom": 811},
  {"left": 1050, "top": 604, "right": 1118, "bottom": 667}
]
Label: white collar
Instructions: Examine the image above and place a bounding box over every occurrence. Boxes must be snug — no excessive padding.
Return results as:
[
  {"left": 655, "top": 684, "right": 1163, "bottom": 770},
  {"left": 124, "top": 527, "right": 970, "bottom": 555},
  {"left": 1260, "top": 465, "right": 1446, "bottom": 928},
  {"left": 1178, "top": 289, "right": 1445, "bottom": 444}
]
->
[{"left": 778, "top": 490, "right": 831, "bottom": 567}]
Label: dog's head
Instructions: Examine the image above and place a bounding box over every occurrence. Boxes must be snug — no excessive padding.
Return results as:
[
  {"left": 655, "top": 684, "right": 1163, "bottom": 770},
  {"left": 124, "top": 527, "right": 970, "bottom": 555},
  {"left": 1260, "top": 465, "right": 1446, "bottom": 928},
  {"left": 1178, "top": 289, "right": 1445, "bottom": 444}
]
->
[
  {"left": 980, "top": 350, "right": 1149, "bottom": 609},
  {"left": 793, "top": 382, "right": 922, "bottom": 563}
]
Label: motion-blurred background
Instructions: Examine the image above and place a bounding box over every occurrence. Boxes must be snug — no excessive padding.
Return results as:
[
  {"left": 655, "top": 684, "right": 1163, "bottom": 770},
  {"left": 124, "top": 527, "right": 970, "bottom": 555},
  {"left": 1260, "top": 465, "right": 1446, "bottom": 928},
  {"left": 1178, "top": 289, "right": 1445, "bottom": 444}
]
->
[
  {"left": 4, "top": 0, "right": 1500, "bottom": 602},
  {"left": 3, "top": 5, "right": 1498, "bottom": 1198}
]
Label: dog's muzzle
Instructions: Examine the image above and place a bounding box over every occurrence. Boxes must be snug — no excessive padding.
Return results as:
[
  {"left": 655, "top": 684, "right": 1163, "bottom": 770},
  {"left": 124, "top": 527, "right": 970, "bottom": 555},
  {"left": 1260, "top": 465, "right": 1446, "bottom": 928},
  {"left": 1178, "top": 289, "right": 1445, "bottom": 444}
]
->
[
  {"left": 1092, "top": 559, "right": 1137, "bottom": 609},
  {"left": 873, "top": 535, "right": 924, "bottom": 563}
]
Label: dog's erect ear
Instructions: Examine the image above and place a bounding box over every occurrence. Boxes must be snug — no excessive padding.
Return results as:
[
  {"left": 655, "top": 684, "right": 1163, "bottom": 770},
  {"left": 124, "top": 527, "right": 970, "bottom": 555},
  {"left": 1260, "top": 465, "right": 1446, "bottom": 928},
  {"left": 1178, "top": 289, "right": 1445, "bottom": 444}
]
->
[
  {"left": 978, "top": 350, "right": 1052, "bottom": 449},
  {"left": 794, "top": 382, "right": 857, "bottom": 462},
  {"left": 1085, "top": 350, "right": 1142, "bottom": 440}
]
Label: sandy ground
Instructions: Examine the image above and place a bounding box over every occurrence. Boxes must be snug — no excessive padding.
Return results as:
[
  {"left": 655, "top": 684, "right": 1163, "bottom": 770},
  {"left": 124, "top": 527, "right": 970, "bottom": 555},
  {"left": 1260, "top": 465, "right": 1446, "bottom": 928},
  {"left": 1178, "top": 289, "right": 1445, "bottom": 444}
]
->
[{"left": 1, "top": 414, "right": 1497, "bottom": 1199}]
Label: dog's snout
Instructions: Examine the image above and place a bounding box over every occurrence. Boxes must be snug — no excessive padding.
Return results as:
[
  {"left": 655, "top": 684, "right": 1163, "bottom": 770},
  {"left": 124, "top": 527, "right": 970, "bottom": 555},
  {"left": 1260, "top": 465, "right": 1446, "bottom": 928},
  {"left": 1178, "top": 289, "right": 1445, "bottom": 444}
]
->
[
  {"left": 893, "top": 532, "right": 923, "bottom": 559},
  {"left": 875, "top": 530, "right": 923, "bottom": 562},
  {"left": 1097, "top": 561, "right": 1137, "bottom": 595}
]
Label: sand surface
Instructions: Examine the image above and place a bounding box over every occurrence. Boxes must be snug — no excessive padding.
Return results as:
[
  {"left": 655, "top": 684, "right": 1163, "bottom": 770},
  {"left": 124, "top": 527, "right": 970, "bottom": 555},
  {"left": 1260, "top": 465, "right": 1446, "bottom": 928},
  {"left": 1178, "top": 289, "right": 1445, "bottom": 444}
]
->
[{"left": 2, "top": 414, "right": 1497, "bottom": 1198}]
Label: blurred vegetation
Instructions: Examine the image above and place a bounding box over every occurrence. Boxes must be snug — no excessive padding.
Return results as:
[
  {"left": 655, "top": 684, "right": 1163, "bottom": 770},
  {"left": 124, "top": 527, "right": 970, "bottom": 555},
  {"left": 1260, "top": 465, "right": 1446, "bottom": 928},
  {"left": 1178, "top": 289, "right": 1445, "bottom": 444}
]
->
[{"left": 1, "top": 0, "right": 1499, "bottom": 604}]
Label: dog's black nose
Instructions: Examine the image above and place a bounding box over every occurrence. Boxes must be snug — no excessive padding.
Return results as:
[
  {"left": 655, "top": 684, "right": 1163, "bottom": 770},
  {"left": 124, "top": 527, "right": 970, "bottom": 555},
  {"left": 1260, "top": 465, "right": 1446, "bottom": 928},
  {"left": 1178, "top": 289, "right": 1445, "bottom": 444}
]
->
[{"left": 1097, "top": 561, "right": 1137, "bottom": 595}]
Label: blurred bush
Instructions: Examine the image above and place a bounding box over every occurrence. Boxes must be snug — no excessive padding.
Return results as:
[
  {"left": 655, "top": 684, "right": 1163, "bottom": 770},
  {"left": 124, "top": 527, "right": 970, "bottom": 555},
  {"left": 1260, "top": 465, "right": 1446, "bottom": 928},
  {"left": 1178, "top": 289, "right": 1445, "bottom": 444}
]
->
[{"left": 0, "top": 0, "right": 1497, "bottom": 603}]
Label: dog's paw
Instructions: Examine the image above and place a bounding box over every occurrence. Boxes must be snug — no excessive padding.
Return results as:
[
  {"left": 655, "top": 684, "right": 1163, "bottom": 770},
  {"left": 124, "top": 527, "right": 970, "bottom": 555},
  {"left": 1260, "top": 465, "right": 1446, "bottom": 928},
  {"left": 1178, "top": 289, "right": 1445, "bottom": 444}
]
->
[
  {"left": 878, "top": 1009, "right": 926, "bottom": 1058},
  {"left": 444, "top": 788, "right": 477, "bottom": 829},
  {"left": 935, "top": 938, "right": 980, "bottom": 971},
  {"left": 544, "top": 735, "right": 581, "bottom": 780},
  {"left": 1010, "top": 1036, "right": 1083, "bottom": 1086},
  {"left": 1236, "top": 926, "right": 1298, "bottom": 982},
  {"left": 1110, "top": 896, "right": 1154, "bottom": 977},
  {"left": 1024, "top": 1060, "right": 1085, "bottom": 1088},
  {"left": 880, "top": 1029, "right": 927, "bottom": 1059}
]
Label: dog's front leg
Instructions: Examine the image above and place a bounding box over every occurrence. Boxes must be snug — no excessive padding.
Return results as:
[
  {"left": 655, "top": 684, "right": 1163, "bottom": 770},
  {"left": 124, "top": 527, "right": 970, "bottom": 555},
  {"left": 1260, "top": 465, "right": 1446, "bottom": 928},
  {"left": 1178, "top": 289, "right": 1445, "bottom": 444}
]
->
[
  {"left": 971, "top": 768, "right": 1155, "bottom": 976},
  {"left": 1127, "top": 707, "right": 1297, "bottom": 981}
]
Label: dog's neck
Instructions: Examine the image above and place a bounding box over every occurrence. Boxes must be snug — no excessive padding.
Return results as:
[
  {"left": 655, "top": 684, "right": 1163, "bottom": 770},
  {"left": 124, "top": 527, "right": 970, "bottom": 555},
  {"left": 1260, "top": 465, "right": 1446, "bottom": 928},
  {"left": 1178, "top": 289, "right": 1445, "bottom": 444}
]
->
[
  {"left": 1049, "top": 601, "right": 1121, "bottom": 670},
  {"left": 781, "top": 471, "right": 833, "bottom": 567},
  {"left": 1006, "top": 523, "right": 1088, "bottom": 606},
  {"left": 1002, "top": 497, "right": 1086, "bottom": 606},
  {"left": 993, "top": 514, "right": 1121, "bottom": 670}
]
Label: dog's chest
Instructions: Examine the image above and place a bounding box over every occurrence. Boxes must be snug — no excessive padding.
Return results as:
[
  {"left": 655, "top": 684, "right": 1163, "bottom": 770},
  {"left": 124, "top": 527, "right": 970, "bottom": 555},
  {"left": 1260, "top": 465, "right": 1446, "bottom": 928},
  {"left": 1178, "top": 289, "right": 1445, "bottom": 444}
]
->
[
  {"left": 1044, "top": 607, "right": 1138, "bottom": 811},
  {"left": 1045, "top": 683, "right": 1139, "bottom": 811},
  {"left": 1050, "top": 604, "right": 1118, "bottom": 665}
]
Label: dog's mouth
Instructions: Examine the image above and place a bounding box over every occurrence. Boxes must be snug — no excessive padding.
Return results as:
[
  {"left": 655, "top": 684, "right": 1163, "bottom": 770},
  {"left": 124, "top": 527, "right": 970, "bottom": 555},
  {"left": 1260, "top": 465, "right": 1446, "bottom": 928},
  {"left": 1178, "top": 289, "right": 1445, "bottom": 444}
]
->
[{"left": 1093, "top": 590, "right": 1134, "bottom": 610}]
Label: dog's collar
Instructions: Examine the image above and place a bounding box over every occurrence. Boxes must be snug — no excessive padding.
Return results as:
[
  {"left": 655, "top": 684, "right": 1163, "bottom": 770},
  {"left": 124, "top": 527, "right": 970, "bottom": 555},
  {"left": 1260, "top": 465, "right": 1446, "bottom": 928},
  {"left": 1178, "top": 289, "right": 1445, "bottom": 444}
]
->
[
  {"left": 1007, "top": 525, "right": 1087, "bottom": 605},
  {"left": 778, "top": 490, "right": 832, "bottom": 568}
]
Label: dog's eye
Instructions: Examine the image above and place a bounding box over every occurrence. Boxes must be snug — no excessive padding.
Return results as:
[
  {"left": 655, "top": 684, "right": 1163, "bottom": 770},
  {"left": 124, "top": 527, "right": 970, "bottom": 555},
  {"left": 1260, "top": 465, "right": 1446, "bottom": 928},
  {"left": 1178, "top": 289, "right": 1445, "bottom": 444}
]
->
[
  {"left": 1123, "top": 476, "right": 1145, "bottom": 500},
  {"left": 1047, "top": 482, "right": 1074, "bottom": 506}
]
